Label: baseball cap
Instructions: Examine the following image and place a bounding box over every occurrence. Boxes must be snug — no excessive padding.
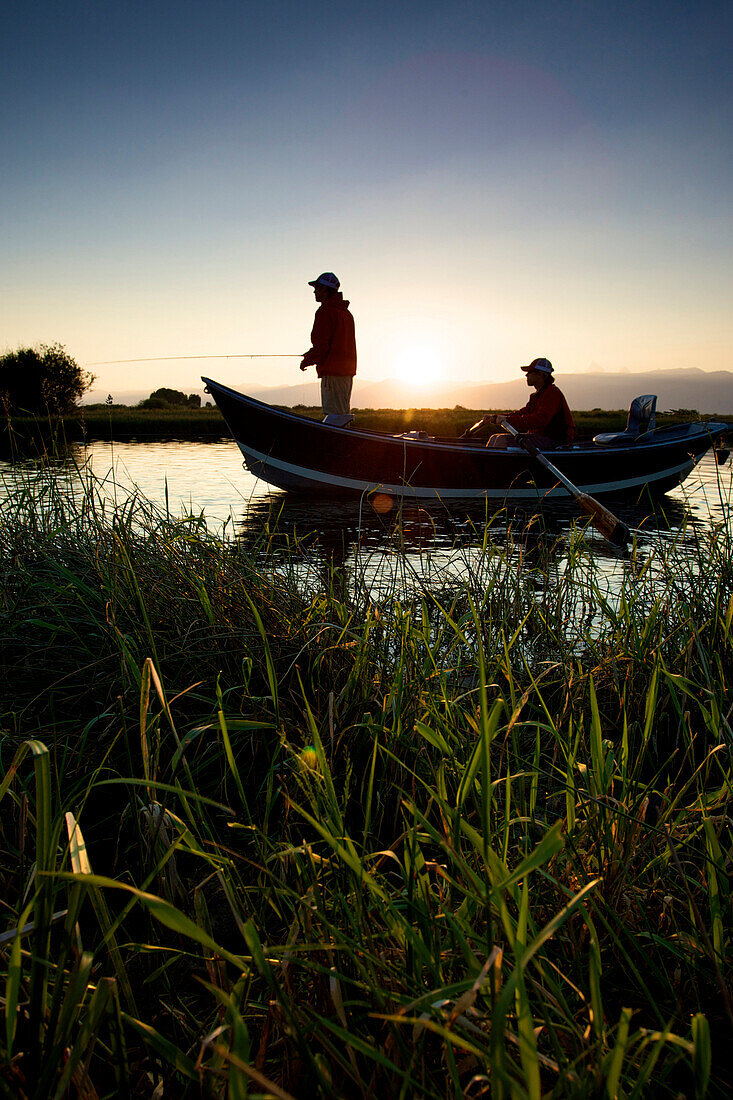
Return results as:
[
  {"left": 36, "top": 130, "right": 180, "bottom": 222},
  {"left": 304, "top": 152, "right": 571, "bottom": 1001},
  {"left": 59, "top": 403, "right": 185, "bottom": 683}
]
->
[
  {"left": 308, "top": 272, "right": 340, "bottom": 290},
  {"left": 521, "top": 357, "right": 553, "bottom": 375}
]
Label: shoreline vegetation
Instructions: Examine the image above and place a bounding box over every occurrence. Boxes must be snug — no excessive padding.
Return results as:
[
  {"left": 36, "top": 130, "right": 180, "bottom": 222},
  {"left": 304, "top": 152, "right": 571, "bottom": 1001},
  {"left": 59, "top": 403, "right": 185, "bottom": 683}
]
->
[
  {"left": 2, "top": 403, "right": 718, "bottom": 447},
  {"left": 0, "top": 461, "right": 731, "bottom": 1096}
]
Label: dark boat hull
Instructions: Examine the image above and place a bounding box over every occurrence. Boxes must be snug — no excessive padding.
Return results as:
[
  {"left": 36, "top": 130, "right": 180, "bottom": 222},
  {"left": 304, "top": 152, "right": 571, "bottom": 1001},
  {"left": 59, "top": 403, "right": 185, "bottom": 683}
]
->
[{"left": 203, "top": 378, "right": 728, "bottom": 501}]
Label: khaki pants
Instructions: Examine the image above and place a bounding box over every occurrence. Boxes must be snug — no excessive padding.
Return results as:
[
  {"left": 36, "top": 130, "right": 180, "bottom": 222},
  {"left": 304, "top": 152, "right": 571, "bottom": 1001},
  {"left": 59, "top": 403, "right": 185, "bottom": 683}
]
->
[{"left": 321, "top": 375, "right": 353, "bottom": 415}]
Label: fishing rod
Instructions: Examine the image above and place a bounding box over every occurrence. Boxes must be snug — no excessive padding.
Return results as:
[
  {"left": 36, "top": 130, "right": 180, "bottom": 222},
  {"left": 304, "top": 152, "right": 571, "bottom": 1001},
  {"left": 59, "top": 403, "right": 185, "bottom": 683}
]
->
[{"left": 86, "top": 354, "right": 302, "bottom": 366}]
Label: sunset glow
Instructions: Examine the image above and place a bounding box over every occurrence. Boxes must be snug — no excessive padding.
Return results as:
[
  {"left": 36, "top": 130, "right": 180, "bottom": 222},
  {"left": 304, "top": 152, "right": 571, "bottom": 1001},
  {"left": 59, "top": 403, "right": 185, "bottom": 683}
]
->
[
  {"left": 393, "top": 345, "right": 444, "bottom": 387},
  {"left": 1, "top": 4, "right": 730, "bottom": 404}
]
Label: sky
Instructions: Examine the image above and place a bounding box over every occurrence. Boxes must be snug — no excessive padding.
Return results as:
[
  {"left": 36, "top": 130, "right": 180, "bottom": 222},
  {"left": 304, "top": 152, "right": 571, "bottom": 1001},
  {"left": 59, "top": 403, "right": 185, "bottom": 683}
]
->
[{"left": 2, "top": 0, "right": 732, "bottom": 400}]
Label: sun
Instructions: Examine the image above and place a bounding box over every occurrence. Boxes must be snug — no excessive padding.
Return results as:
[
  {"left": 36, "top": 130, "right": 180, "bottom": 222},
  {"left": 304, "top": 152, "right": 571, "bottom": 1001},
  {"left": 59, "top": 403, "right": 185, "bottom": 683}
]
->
[{"left": 393, "top": 345, "right": 443, "bottom": 387}]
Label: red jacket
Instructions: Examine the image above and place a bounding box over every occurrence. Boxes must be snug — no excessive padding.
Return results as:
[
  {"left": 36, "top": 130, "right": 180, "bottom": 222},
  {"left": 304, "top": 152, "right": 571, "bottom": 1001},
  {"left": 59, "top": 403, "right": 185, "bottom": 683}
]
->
[
  {"left": 506, "top": 380, "right": 575, "bottom": 444},
  {"left": 301, "top": 294, "right": 356, "bottom": 377}
]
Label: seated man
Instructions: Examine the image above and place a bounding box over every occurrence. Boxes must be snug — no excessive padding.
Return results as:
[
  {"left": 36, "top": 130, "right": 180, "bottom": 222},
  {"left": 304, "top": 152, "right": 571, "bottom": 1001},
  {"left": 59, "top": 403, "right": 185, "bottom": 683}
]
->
[{"left": 481, "top": 358, "right": 575, "bottom": 449}]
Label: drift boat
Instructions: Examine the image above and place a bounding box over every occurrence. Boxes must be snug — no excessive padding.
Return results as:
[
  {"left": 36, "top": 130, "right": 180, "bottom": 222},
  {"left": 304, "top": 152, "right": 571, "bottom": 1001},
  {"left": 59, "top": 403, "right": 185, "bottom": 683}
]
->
[{"left": 203, "top": 377, "right": 730, "bottom": 501}]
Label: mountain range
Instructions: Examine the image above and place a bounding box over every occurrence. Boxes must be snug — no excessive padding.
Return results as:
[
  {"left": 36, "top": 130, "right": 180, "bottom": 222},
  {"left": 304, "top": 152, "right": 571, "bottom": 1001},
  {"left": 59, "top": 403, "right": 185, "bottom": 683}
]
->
[
  {"left": 87, "top": 368, "right": 733, "bottom": 414},
  {"left": 245, "top": 368, "right": 733, "bottom": 415}
]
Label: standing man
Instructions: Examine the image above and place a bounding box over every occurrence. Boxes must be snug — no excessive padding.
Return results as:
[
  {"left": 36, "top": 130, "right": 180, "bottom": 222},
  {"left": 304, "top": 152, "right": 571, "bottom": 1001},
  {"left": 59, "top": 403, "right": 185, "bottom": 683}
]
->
[
  {"left": 480, "top": 358, "right": 575, "bottom": 449},
  {"left": 300, "top": 272, "right": 356, "bottom": 419}
]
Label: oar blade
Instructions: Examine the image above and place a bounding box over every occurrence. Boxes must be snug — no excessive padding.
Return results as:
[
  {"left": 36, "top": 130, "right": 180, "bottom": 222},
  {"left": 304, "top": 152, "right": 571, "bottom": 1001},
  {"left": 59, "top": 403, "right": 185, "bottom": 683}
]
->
[{"left": 576, "top": 494, "right": 630, "bottom": 547}]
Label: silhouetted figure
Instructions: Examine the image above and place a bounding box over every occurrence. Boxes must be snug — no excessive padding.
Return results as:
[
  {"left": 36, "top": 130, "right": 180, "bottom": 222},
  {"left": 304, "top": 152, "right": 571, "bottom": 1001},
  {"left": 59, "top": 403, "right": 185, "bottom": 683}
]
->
[
  {"left": 468, "top": 358, "right": 575, "bottom": 450},
  {"left": 300, "top": 273, "right": 356, "bottom": 420}
]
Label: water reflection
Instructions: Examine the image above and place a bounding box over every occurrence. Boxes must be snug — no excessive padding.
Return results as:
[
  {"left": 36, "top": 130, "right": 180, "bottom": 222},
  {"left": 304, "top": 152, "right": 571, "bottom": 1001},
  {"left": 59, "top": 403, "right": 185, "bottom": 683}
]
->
[
  {"left": 232, "top": 483, "right": 704, "bottom": 607},
  {"left": 1, "top": 438, "right": 729, "bottom": 657},
  {"left": 0, "top": 439, "right": 730, "bottom": 605},
  {"left": 240, "top": 485, "right": 693, "bottom": 544}
]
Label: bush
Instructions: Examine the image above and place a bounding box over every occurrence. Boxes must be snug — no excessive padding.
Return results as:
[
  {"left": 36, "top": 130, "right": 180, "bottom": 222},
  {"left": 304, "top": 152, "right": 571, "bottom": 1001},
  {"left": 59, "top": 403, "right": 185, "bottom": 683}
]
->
[
  {"left": 0, "top": 343, "right": 93, "bottom": 415},
  {"left": 139, "top": 397, "right": 170, "bottom": 409},
  {"left": 138, "top": 388, "right": 201, "bottom": 409}
]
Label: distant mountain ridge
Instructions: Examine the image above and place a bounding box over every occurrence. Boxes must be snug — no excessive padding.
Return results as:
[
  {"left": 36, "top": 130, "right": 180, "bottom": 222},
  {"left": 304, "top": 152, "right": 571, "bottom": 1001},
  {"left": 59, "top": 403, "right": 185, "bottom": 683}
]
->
[
  {"left": 86, "top": 368, "right": 733, "bottom": 414},
  {"left": 246, "top": 368, "right": 733, "bottom": 415}
]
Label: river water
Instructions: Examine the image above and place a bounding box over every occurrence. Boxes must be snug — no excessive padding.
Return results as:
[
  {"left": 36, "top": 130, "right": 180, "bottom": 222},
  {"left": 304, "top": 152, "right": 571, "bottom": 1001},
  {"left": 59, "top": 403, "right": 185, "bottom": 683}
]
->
[{"left": 1, "top": 438, "right": 732, "bottom": 604}]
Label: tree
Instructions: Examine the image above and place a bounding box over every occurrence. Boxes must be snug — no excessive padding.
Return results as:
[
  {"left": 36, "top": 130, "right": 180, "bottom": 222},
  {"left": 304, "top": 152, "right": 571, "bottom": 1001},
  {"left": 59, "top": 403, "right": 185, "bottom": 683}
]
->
[
  {"left": 0, "top": 344, "right": 93, "bottom": 415},
  {"left": 139, "top": 388, "right": 201, "bottom": 409}
]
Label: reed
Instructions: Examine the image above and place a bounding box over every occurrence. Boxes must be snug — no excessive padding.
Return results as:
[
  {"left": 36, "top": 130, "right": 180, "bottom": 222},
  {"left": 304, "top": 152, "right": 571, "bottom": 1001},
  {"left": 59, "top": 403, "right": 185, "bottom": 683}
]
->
[{"left": 0, "top": 463, "right": 731, "bottom": 1097}]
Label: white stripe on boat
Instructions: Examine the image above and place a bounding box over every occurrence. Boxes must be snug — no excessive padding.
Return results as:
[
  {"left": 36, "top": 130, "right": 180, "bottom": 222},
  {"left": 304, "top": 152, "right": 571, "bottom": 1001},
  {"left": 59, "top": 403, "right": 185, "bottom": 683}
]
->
[{"left": 236, "top": 442, "right": 697, "bottom": 499}]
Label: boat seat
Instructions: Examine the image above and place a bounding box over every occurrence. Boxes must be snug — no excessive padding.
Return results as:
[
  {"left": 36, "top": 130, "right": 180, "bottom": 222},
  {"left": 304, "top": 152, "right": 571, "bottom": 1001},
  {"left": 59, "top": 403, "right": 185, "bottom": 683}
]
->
[
  {"left": 322, "top": 413, "right": 355, "bottom": 427},
  {"left": 593, "top": 394, "right": 657, "bottom": 447}
]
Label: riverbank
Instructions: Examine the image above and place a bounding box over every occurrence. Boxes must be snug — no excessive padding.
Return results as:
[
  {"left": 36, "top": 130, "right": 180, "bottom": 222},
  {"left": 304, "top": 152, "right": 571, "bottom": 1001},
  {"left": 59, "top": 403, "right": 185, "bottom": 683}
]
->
[
  {"left": 0, "top": 469, "right": 730, "bottom": 1096},
  {"left": 3, "top": 403, "right": 712, "bottom": 446}
]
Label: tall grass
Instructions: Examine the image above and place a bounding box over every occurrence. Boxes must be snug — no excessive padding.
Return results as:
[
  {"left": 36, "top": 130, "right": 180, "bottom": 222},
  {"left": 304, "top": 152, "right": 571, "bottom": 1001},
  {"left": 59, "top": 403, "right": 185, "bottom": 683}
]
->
[{"left": 0, "top": 464, "right": 731, "bottom": 1097}]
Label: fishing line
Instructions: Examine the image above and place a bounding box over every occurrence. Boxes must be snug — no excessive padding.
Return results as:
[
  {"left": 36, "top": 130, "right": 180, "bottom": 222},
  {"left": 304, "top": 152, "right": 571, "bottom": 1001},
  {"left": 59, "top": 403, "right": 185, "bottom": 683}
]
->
[{"left": 86, "top": 354, "right": 301, "bottom": 365}]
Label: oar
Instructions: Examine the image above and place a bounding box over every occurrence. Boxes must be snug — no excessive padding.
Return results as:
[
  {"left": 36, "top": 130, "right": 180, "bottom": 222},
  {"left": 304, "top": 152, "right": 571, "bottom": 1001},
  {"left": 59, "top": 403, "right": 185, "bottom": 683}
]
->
[
  {"left": 500, "top": 420, "right": 630, "bottom": 547},
  {"left": 460, "top": 415, "right": 489, "bottom": 438}
]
